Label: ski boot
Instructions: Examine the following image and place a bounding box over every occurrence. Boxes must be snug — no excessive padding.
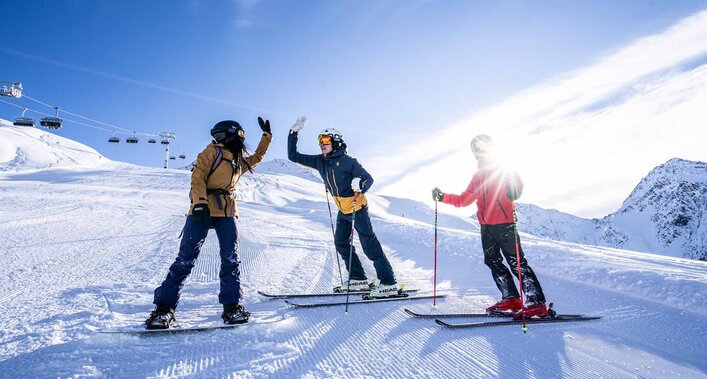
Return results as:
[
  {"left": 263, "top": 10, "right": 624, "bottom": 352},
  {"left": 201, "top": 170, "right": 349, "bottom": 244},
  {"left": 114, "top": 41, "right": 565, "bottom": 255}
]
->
[
  {"left": 486, "top": 297, "right": 523, "bottom": 315},
  {"left": 222, "top": 304, "right": 250, "bottom": 325},
  {"left": 364, "top": 283, "right": 406, "bottom": 300},
  {"left": 333, "top": 279, "right": 374, "bottom": 293},
  {"left": 513, "top": 302, "right": 549, "bottom": 319},
  {"left": 145, "top": 305, "right": 175, "bottom": 330}
]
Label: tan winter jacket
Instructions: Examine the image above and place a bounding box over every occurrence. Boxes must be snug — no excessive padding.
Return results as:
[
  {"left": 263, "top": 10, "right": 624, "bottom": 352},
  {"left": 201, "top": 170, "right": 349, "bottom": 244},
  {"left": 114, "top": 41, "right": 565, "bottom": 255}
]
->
[{"left": 188, "top": 132, "right": 272, "bottom": 217}]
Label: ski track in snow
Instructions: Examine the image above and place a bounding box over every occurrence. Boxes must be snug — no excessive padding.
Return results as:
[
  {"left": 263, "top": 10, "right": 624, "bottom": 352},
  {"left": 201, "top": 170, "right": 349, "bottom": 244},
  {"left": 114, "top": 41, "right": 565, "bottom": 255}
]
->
[{"left": 0, "top": 165, "right": 705, "bottom": 378}]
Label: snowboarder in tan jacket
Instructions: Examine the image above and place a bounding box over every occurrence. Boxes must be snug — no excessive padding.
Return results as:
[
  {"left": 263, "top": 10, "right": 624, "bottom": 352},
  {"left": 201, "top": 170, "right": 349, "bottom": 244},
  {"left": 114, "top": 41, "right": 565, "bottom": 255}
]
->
[{"left": 146, "top": 118, "right": 272, "bottom": 329}]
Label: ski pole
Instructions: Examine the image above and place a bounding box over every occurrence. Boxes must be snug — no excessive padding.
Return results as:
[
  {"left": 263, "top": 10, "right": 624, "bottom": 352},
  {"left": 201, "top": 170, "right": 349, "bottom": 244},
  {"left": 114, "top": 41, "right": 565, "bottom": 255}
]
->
[
  {"left": 512, "top": 212, "right": 527, "bottom": 332},
  {"left": 433, "top": 199, "right": 438, "bottom": 307},
  {"left": 325, "top": 187, "right": 344, "bottom": 285},
  {"left": 344, "top": 193, "right": 359, "bottom": 315}
]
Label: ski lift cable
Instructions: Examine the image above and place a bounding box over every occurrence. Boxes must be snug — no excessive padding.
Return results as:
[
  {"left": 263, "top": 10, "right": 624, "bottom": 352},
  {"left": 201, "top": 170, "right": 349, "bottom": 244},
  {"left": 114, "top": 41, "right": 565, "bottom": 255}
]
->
[
  {"left": 22, "top": 93, "right": 158, "bottom": 137},
  {"left": 0, "top": 97, "right": 25, "bottom": 110},
  {"left": 0, "top": 98, "right": 116, "bottom": 133}
]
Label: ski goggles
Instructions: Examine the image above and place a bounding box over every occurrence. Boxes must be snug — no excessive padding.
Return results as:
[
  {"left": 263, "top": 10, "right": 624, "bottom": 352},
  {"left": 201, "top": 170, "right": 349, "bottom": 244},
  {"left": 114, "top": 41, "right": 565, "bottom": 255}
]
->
[
  {"left": 471, "top": 139, "right": 490, "bottom": 153},
  {"left": 213, "top": 128, "right": 245, "bottom": 142},
  {"left": 318, "top": 134, "right": 333, "bottom": 145}
]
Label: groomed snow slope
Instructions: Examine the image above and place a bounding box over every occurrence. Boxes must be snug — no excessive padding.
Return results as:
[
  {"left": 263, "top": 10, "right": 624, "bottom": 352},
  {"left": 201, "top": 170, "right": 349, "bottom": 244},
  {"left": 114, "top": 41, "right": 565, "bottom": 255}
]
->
[
  {"left": 0, "top": 149, "right": 705, "bottom": 377},
  {"left": 0, "top": 123, "right": 105, "bottom": 171}
]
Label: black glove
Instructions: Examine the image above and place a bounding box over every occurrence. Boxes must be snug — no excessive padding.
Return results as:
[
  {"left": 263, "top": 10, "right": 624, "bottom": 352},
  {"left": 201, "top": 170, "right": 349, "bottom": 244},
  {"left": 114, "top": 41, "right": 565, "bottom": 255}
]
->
[
  {"left": 258, "top": 117, "right": 271, "bottom": 134},
  {"left": 432, "top": 187, "right": 444, "bottom": 202},
  {"left": 506, "top": 182, "right": 521, "bottom": 201},
  {"left": 191, "top": 203, "right": 210, "bottom": 224}
]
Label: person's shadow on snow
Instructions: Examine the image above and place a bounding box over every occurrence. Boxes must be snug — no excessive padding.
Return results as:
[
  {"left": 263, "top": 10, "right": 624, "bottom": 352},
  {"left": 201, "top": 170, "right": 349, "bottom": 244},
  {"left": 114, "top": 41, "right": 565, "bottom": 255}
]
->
[{"left": 487, "top": 327, "right": 568, "bottom": 378}]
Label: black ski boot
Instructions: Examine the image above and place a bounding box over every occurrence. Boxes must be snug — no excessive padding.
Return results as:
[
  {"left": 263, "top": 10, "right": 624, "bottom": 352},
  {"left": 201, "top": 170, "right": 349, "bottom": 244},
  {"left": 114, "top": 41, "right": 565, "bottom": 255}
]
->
[
  {"left": 145, "top": 305, "right": 175, "bottom": 330},
  {"left": 221, "top": 304, "right": 250, "bottom": 325}
]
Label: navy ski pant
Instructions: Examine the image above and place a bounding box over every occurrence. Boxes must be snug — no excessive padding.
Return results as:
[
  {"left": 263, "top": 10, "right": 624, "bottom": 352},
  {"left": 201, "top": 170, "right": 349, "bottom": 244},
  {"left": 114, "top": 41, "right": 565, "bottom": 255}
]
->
[
  {"left": 153, "top": 215, "right": 242, "bottom": 308},
  {"left": 481, "top": 223, "right": 545, "bottom": 305},
  {"left": 335, "top": 205, "right": 396, "bottom": 285}
]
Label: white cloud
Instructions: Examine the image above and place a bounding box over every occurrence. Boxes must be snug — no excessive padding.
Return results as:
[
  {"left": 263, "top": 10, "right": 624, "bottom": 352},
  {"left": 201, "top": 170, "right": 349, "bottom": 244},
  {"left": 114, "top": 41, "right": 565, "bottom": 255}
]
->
[
  {"left": 232, "top": 0, "right": 262, "bottom": 28},
  {"left": 373, "top": 10, "right": 707, "bottom": 219}
]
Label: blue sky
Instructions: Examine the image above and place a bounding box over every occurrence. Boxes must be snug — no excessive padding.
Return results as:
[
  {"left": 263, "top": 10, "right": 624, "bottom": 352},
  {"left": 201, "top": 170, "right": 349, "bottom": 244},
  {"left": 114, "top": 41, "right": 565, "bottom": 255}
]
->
[{"left": 2, "top": 1, "right": 706, "bottom": 217}]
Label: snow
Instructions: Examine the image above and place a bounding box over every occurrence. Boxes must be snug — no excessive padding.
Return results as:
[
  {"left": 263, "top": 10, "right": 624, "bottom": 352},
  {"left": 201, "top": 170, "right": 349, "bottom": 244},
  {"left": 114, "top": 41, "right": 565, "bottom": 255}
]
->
[
  {"left": 0, "top": 127, "right": 705, "bottom": 378},
  {"left": 0, "top": 120, "right": 106, "bottom": 172}
]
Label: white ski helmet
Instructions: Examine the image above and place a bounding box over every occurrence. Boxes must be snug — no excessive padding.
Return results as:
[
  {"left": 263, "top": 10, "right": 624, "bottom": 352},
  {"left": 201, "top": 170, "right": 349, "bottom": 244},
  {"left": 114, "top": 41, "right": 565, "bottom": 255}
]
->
[
  {"left": 470, "top": 134, "right": 493, "bottom": 154},
  {"left": 318, "top": 128, "right": 346, "bottom": 150}
]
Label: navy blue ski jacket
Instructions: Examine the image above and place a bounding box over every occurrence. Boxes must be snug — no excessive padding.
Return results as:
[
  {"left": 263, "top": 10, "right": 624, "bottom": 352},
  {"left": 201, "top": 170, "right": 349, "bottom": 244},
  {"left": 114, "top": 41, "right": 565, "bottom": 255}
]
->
[{"left": 288, "top": 130, "right": 373, "bottom": 214}]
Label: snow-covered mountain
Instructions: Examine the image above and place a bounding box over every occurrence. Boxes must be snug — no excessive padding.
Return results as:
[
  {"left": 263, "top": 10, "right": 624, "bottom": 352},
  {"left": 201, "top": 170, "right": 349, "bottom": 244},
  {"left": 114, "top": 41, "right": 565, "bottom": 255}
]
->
[
  {"left": 603, "top": 158, "right": 706, "bottom": 260},
  {"left": 1, "top": 127, "right": 705, "bottom": 377},
  {"left": 517, "top": 158, "right": 707, "bottom": 260},
  {"left": 0, "top": 120, "right": 105, "bottom": 171}
]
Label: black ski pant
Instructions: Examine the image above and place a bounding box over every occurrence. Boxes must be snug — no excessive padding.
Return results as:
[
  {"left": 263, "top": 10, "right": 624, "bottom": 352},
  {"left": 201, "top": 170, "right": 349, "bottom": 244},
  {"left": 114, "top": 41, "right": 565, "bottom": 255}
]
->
[
  {"left": 481, "top": 223, "right": 546, "bottom": 305},
  {"left": 154, "top": 215, "right": 242, "bottom": 309},
  {"left": 334, "top": 205, "right": 397, "bottom": 285}
]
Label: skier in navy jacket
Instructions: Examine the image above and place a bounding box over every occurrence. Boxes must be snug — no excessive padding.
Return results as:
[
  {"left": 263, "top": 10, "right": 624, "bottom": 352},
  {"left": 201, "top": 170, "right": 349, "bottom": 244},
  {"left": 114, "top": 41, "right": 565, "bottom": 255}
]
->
[{"left": 287, "top": 117, "right": 400, "bottom": 297}]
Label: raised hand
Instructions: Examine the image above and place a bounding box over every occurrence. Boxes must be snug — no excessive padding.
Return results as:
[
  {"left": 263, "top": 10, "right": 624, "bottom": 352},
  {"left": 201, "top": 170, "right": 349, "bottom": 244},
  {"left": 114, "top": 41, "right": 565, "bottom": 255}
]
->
[
  {"left": 258, "top": 117, "right": 271, "bottom": 133},
  {"left": 290, "top": 116, "right": 307, "bottom": 132}
]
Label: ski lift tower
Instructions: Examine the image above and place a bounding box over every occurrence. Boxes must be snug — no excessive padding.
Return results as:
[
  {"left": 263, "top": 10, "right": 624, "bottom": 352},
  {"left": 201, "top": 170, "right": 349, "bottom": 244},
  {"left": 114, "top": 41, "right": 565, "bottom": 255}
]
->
[{"left": 159, "top": 132, "right": 177, "bottom": 168}]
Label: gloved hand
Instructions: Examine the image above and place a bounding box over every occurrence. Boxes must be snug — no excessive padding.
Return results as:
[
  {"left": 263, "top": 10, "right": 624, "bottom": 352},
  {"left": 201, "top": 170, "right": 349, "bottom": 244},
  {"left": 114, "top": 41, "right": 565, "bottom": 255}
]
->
[
  {"left": 191, "top": 203, "right": 210, "bottom": 224},
  {"left": 432, "top": 187, "right": 444, "bottom": 202},
  {"left": 258, "top": 117, "right": 271, "bottom": 134},
  {"left": 351, "top": 178, "right": 362, "bottom": 192},
  {"left": 506, "top": 182, "right": 521, "bottom": 201},
  {"left": 290, "top": 116, "right": 307, "bottom": 132}
]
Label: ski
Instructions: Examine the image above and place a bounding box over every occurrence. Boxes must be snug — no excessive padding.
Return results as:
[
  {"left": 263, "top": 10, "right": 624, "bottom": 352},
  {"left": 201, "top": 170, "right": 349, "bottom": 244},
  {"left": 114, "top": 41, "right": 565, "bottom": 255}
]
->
[
  {"left": 258, "top": 289, "right": 418, "bottom": 299},
  {"left": 404, "top": 308, "right": 515, "bottom": 318},
  {"left": 404, "top": 308, "right": 588, "bottom": 319},
  {"left": 285, "top": 294, "right": 446, "bottom": 308},
  {"left": 90, "top": 317, "right": 285, "bottom": 334},
  {"left": 435, "top": 314, "right": 602, "bottom": 329}
]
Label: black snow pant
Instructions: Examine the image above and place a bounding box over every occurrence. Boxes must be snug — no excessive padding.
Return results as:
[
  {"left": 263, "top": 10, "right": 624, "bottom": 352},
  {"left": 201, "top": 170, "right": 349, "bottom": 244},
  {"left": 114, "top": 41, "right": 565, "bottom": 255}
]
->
[
  {"left": 334, "top": 205, "right": 397, "bottom": 285},
  {"left": 481, "top": 223, "right": 546, "bottom": 305}
]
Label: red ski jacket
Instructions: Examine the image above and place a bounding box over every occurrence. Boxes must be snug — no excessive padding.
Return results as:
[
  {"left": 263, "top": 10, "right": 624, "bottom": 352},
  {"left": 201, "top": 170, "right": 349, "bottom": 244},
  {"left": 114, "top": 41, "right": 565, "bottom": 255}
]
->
[{"left": 441, "top": 160, "right": 522, "bottom": 225}]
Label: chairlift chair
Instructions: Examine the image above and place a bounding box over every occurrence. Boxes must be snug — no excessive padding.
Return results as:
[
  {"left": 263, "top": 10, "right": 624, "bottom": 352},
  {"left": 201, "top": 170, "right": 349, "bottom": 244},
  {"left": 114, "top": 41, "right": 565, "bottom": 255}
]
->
[
  {"left": 148, "top": 138, "right": 157, "bottom": 144},
  {"left": 40, "top": 117, "right": 62, "bottom": 129},
  {"left": 108, "top": 136, "right": 120, "bottom": 143},
  {"left": 13, "top": 108, "right": 34, "bottom": 127},
  {"left": 126, "top": 137, "right": 139, "bottom": 144},
  {"left": 169, "top": 155, "right": 176, "bottom": 160},
  {"left": 160, "top": 139, "right": 170, "bottom": 145},
  {"left": 179, "top": 153, "right": 186, "bottom": 159},
  {"left": 40, "top": 107, "right": 62, "bottom": 130},
  {"left": 13, "top": 117, "right": 35, "bottom": 127},
  {"left": 0, "top": 82, "right": 22, "bottom": 98}
]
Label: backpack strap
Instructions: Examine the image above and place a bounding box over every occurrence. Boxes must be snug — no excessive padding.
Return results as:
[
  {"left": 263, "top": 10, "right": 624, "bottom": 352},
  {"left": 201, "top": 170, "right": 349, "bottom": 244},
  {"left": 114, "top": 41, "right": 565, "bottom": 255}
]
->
[{"left": 207, "top": 146, "right": 223, "bottom": 179}]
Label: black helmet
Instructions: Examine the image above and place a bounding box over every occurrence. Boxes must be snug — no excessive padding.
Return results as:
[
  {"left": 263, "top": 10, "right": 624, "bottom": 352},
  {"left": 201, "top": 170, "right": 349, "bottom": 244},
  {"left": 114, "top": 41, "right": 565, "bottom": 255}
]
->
[{"left": 211, "top": 120, "right": 245, "bottom": 144}]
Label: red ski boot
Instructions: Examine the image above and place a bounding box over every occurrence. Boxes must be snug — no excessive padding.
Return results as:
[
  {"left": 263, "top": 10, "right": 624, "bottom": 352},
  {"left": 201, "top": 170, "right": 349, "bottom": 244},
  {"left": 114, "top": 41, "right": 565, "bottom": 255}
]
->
[
  {"left": 486, "top": 297, "right": 523, "bottom": 314},
  {"left": 514, "top": 302, "right": 548, "bottom": 319}
]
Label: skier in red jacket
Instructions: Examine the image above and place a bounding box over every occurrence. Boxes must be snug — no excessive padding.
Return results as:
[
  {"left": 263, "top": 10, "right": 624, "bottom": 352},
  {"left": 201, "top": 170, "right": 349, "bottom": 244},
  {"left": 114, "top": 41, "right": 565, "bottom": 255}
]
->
[{"left": 432, "top": 134, "right": 547, "bottom": 317}]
